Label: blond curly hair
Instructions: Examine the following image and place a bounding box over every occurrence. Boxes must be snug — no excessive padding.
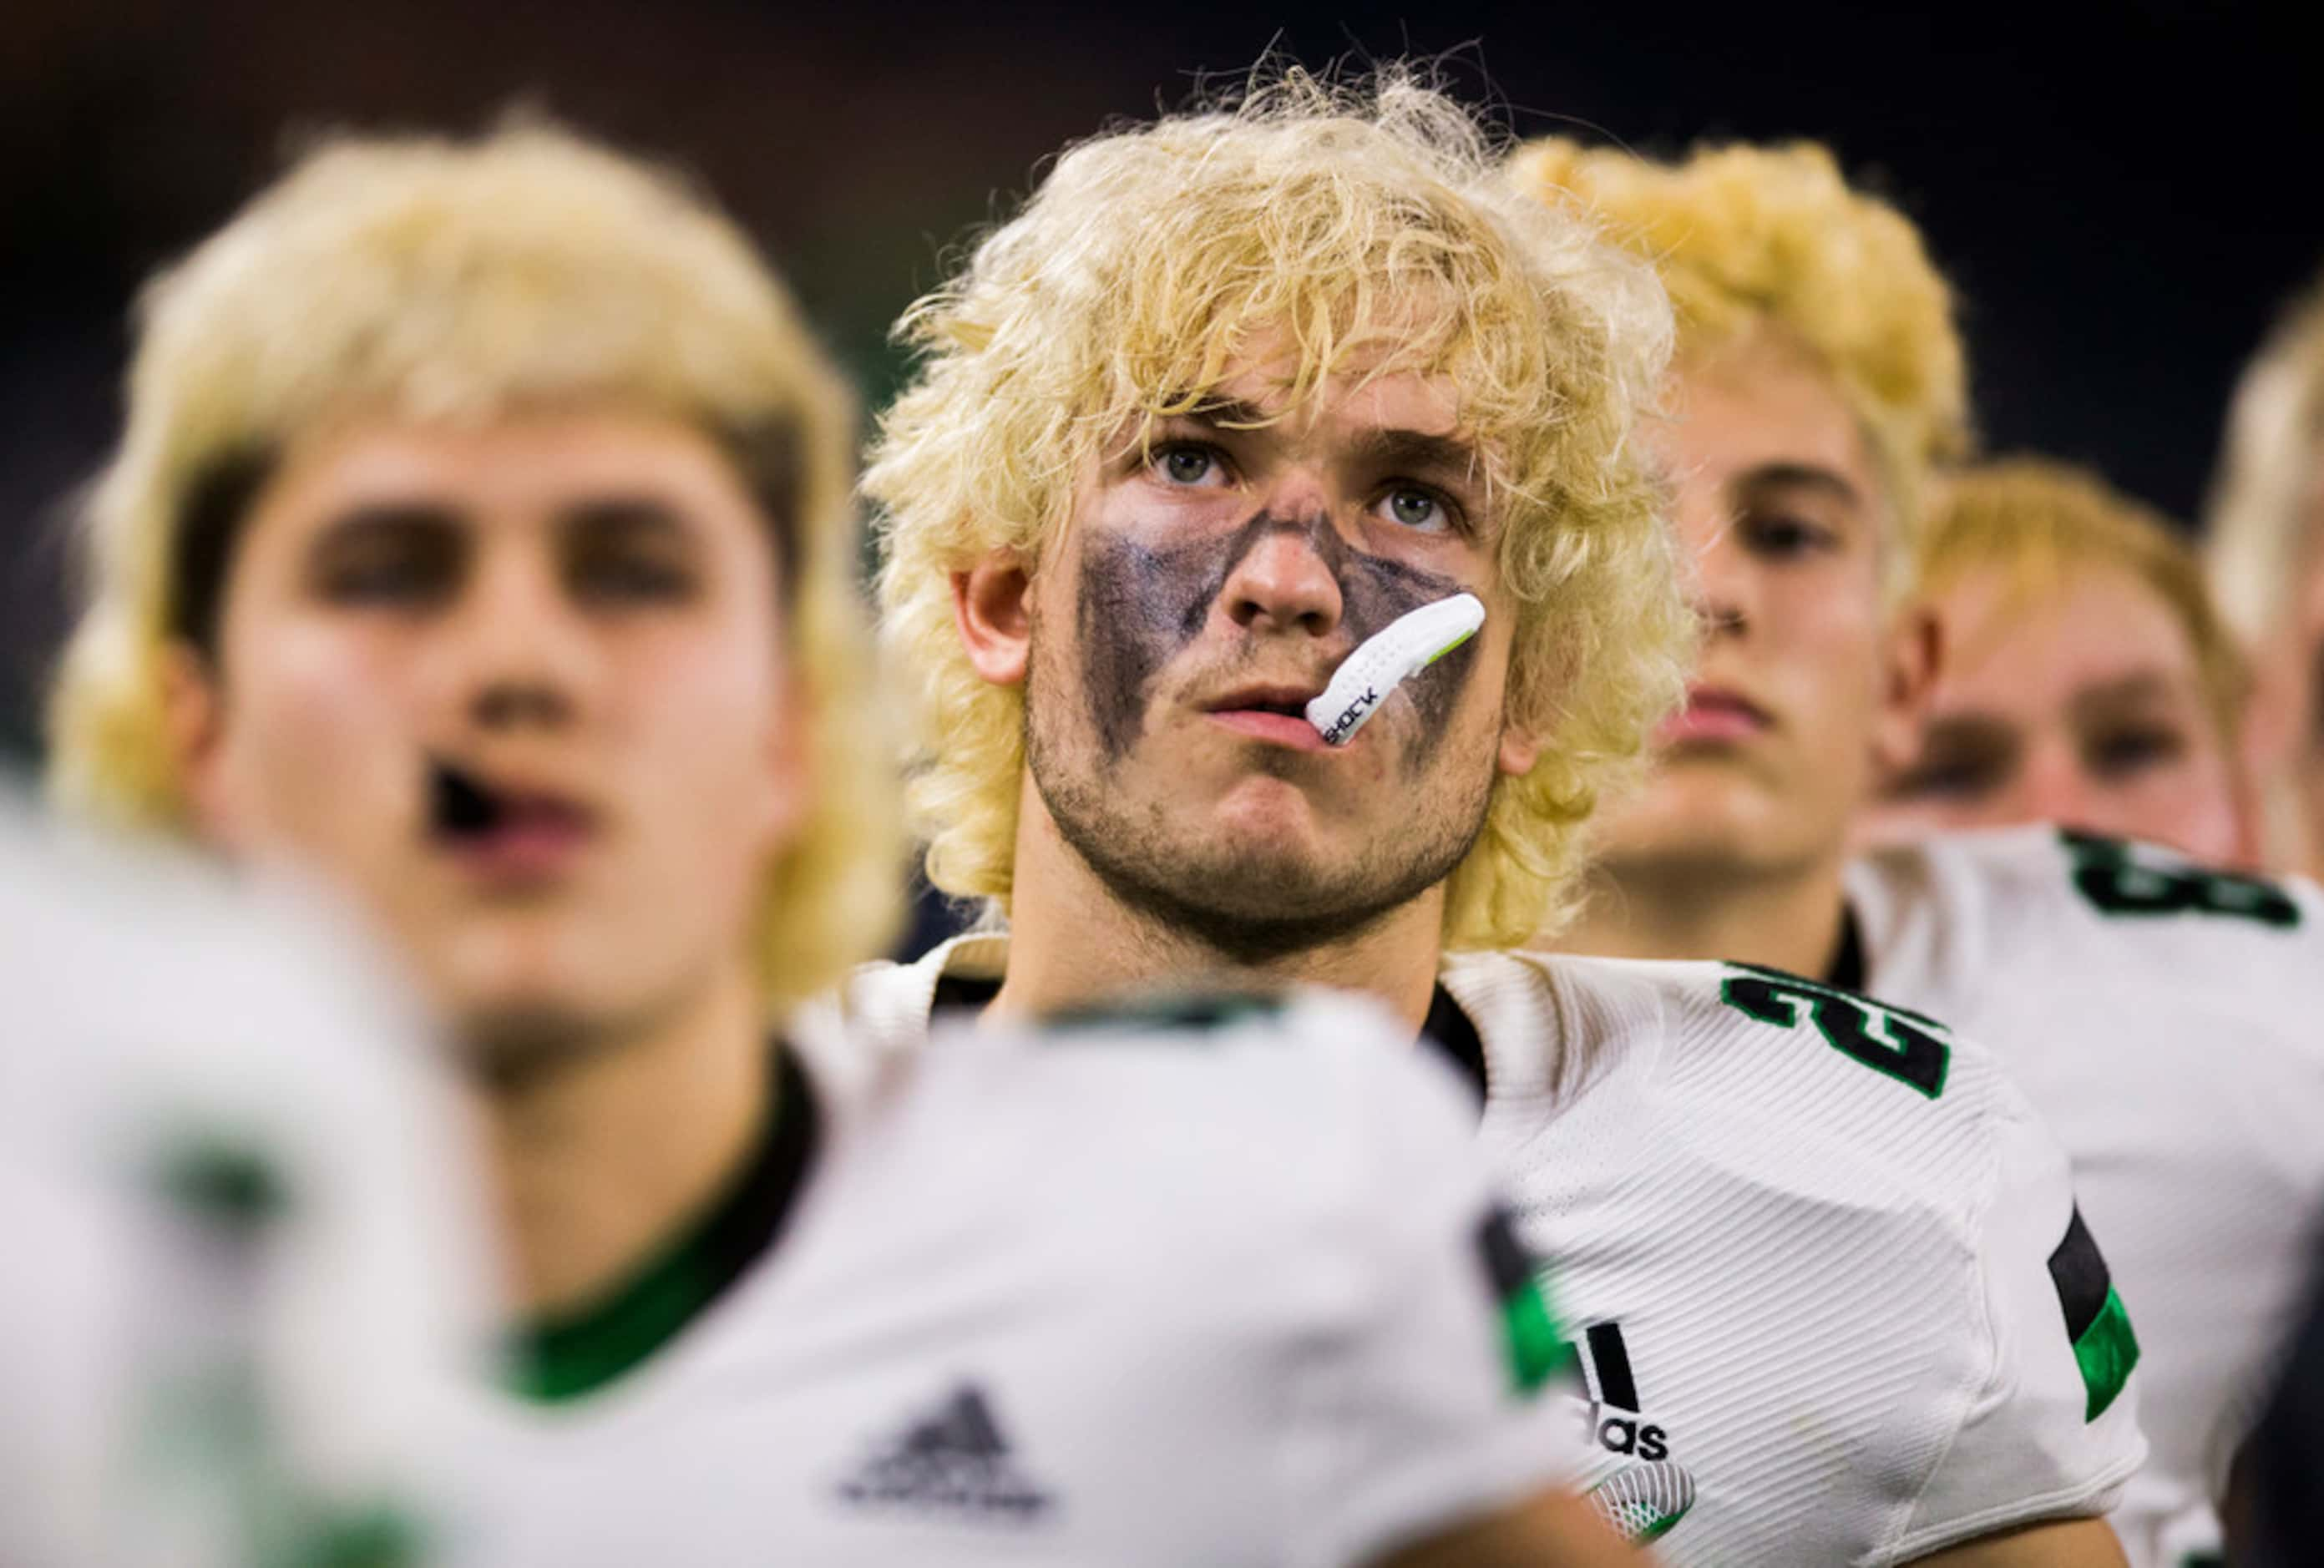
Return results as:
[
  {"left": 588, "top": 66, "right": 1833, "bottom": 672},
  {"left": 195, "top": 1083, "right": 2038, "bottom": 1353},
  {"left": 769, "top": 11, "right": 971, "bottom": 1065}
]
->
[
  {"left": 864, "top": 68, "right": 1690, "bottom": 948},
  {"left": 47, "top": 121, "right": 899, "bottom": 1008},
  {"left": 2207, "top": 271, "right": 2324, "bottom": 645},
  {"left": 1927, "top": 457, "right": 2248, "bottom": 746},
  {"left": 1510, "top": 139, "right": 1968, "bottom": 602}
]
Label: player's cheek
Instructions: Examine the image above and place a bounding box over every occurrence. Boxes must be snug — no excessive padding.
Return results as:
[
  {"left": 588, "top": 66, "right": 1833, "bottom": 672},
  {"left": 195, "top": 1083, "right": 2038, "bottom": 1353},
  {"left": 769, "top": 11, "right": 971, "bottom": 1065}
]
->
[
  {"left": 235, "top": 620, "right": 420, "bottom": 856},
  {"left": 627, "top": 624, "right": 792, "bottom": 882}
]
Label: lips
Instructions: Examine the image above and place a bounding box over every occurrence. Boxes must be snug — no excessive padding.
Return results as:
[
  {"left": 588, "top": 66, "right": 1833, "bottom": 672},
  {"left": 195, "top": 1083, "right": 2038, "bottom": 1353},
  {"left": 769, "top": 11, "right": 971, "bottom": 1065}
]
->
[
  {"left": 1202, "top": 681, "right": 1334, "bottom": 752},
  {"left": 1656, "top": 685, "right": 1772, "bottom": 746},
  {"left": 426, "top": 757, "right": 597, "bottom": 882}
]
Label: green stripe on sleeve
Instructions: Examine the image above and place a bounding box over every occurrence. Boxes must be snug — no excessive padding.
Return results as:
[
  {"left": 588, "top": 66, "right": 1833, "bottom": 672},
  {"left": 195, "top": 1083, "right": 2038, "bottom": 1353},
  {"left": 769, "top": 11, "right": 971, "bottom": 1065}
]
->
[
  {"left": 1501, "top": 1279, "right": 1574, "bottom": 1395},
  {"left": 2072, "top": 1285, "right": 2139, "bottom": 1421}
]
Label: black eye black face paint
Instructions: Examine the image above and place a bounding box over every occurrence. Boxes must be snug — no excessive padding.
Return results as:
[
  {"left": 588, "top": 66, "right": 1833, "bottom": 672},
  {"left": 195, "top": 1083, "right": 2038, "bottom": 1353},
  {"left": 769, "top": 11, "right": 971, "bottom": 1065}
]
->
[{"left": 1071, "top": 508, "right": 1482, "bottom": 767}]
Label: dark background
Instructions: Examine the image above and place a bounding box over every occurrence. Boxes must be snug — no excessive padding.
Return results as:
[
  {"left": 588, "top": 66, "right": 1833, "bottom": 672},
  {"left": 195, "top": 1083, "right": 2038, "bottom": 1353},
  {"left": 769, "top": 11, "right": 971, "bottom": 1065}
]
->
[{"left": 3, "top": 0, "right": 2317, "bottom": 765}]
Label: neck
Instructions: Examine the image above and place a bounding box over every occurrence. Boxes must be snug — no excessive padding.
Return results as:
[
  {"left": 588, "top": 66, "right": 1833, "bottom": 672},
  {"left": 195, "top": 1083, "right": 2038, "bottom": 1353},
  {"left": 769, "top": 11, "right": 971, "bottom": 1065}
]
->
[
  {"left": 992, "top": 787, "right": 1445, "bottom": 1036},
  {"left": 473, "top": 964, "right": 771, "bottom": 1318},
  {"left": 1557, "top": 847, "right": 1849, "bottom": 979}
]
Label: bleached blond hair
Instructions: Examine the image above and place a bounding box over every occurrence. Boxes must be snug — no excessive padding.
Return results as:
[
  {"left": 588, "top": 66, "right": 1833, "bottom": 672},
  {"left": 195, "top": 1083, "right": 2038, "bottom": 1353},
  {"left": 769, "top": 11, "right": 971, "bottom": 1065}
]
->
[
  {"left": 1510, "top": 139, "right": 1968, "bottom": 602},
  {"left": 864, "top": 68, "right": 1689, "bottom": 948},
  {"left": 47, "top": 122, "right": 899, "bottom": 1008},
  {"left": 1925, "top": 458, "right": 2248, "bottom": 746},
  {"left": 2206, "top": 272, "right": 2324, "bottom": 644}
]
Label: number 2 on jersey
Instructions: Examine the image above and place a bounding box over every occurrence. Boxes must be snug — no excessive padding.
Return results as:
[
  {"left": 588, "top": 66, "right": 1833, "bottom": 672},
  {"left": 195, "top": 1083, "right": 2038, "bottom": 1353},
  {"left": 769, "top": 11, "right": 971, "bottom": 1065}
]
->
[{"left": 1719, "top": 964, "right": 1952, "bottom": 1100}]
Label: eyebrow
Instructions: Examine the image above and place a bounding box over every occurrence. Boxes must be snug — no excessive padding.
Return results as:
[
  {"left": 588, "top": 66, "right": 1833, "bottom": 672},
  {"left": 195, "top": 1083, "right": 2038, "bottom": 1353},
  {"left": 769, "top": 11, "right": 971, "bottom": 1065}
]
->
[
  {"left": 313, "top": 500, "right": 467, "bottom": 543},
  {"left": 1727, "top": 462, "right": 1866, "bottom": 509},
  {"left": 1180, "top": 397, "right": 1276, "bottom": 430},
  {"left": 2068, "top": 670, "right": 2184, "bottom": 721},
  {"left": 1344, "top": 427, "right": 1485, "bottom": 488},
  {"left": 1917, "top": 711, "right": 2021, "bottom": 757},
  {"left": 1161, "top": 403, "right": 1482, "bottom": 486},
  {"left": 559, "top": 495, "right": 698, "bottom": 540}
]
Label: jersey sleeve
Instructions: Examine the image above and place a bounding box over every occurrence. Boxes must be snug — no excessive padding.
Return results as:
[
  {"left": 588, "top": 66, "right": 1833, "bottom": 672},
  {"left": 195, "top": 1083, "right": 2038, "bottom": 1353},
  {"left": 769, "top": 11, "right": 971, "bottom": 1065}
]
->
[
  {"left": 1, "top": 862, "right": 494, "bottom": 1568},
  {"left": 1889, "top": 1081, "right": 2149, "bottom": 1560},
  {"left": 1293, "top": 1028, "right": 1586, "bottom": 1567}
]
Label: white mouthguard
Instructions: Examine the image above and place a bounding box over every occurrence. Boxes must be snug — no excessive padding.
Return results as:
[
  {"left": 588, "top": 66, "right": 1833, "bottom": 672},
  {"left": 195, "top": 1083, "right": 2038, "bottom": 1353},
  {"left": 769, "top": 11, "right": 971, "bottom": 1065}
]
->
[{"left": 1305, "top": 593, "right": 1486, "bottom": 746}]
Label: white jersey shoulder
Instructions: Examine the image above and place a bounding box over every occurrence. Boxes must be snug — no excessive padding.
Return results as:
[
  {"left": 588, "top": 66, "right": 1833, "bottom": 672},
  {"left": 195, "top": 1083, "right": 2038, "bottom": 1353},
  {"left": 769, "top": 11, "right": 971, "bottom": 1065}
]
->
[
  {"left": 0, "top": 796, "right": 489, "bottom": 1568},
  {"left": 463, "top": 939, "right": 1581, "bottom": 1567},
  {"left": 1441, "top": 945, "right": 2146, "bottom": 1566},
  {"left": 1848, "top": 825, "right": 2324, "bottom": 1565}
]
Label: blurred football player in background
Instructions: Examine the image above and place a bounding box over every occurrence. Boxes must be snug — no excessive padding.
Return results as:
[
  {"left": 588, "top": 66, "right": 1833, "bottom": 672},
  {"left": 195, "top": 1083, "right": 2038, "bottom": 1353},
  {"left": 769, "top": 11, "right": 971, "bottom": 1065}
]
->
[
  {"left": 2207, "top": 271, "right": 2324, "bottom": 883},
  {"left": 1523, "top": 137, "right": 2324, "bottom": 1568},
  {"left": 857, "top": 66, "right": 2142, "bottom": 1565},
  {"left": 0, "top": 789, "right": 488, "bottom": 1568},
  {"left": 45, "top": 119, "right": 1627, "bottom": 1566},
  {"left": 1862, "top": 458, "right": 2260, "bottom": 866}
]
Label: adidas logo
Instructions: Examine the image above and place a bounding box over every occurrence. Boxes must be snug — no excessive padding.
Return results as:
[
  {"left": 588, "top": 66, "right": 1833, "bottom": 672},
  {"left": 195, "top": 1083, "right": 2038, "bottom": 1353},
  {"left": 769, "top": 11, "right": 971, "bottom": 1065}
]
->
[
  {"left": 1577, "top": 1398, "right": 1672, "bottom": 1461},
  {"left": 1567, "top": 1321, "right": 1675, "bottom": 1461},
  {"left": 1564, "top": 1321, "right": 1695, "bottom": 1545},
  {"left": 833, "top": 1382, "right": 1054, "bottom": 1523}
]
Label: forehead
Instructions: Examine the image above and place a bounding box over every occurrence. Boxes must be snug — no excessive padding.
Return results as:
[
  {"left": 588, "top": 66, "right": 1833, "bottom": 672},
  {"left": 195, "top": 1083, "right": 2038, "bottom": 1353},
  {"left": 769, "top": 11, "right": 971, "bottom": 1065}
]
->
[
  {"left": 256, "top": 407, "right": 753, "bottom": 521},
  {"left": 1174, "top": 324, "right": 1470, "bottom": 448},
  {"left": 1659, "top": 333, "right": 1876, "bottom": 493},
  {"left": 1938, "top": 563, "right": 2202, "bottom": 698}
]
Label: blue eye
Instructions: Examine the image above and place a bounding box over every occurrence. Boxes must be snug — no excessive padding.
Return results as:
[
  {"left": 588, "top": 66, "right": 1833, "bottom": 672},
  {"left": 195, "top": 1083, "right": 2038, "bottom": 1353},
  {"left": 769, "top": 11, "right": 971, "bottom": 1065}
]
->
[
  {"left": 1154, "top": 444, "right": 1225, "bottom": 487},
  {"left": 2086, "top": 726, "right": 2184, "bottom": 779},
  {"left": 570, "top": 554, "right": 696, "bottom": 605},
  {"left": 312, "top": 524, "right": 461, "bottom": 608},
  {"left": 1739, "top": 513, "right": 1837, "bottom": 559},
  {"left": 1379, "top": 487, "right": 1451, "bottom": 534},
  {"left": 1893, "top": 757, "right": 2000, "bottom": 800}
]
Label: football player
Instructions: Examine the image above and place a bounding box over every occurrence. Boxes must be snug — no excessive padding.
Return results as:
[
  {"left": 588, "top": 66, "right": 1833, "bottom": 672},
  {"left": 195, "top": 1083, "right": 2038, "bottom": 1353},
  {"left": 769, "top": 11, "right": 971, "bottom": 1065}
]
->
[
  {"left": 0, "top": 787, "right": 489, "bottom": 1568},
  {"left": 46, "top": 121, "right": 1626, "bottom": 1565},
  {"left": 853, "top": 69, "right": 2144, "bottom": 1565},
  {"left": 1861, "top": 457, "right": 2261, "bottom": 866},
  {"left": 2206, "top": 269, "right": 2324, "bottom": 882},
  {"left": 1521, "top": 138, "right": 2324, "bottom": 1567}
]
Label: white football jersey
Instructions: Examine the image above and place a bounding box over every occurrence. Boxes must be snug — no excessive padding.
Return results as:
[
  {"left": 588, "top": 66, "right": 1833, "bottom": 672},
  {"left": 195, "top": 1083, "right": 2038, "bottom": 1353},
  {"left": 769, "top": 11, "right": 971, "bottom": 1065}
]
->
[
  {"left": 0, "top": 797, "right": 489, "bottom": 1568},
  {"left": 452, "top": 969, "right": 1582, "bottom": 1567},
  {"left": 840, "top": 933, "right": 2147, "bottom": 1566},
  {"left": 1846, "top": 825, "right": 2324, "bottom": 1568}
]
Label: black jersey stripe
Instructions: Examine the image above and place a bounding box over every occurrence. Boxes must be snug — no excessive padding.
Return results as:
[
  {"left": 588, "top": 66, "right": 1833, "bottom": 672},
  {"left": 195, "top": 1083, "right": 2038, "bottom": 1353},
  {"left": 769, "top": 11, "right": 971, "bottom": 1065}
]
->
[
  {"left": 1587, "top": 1321, "right": 1642, "bottom": 1412},
  {"left": 2048, "top": 1206, "right": 2110, "bottom": 1343}
]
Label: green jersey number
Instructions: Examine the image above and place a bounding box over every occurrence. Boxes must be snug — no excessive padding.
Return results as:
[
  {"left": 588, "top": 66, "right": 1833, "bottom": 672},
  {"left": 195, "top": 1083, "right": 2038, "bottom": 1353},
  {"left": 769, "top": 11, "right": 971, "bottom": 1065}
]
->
[
  {"left": 1720, "top": 964, "right": 1952, "bottom": 1100},
  {"left": 2063, "top": 831, "right": 2301, "bottom": 929}
]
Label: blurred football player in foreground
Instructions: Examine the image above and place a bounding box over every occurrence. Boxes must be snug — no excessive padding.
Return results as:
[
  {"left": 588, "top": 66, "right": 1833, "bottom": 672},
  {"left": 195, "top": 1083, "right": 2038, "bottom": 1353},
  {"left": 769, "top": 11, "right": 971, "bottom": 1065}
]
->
[
  {"left": 1524, "top": 138, "right": 2324, "bottom": 1567},
  {"left": 854, "top": 66, "right": 2140, "bottom": 1565},
  {"left": 1861, "top": 458, "right": 2260, "bottom": 865},
  {"left": 2208, "top": 270, "right": 2324, "bottom": 882},
  {"left": 0, "top": 788, "right": 487, "bottom": 1568},
  {"left": 47, "top": 121, "right": 1624, "bottom": 1565}
]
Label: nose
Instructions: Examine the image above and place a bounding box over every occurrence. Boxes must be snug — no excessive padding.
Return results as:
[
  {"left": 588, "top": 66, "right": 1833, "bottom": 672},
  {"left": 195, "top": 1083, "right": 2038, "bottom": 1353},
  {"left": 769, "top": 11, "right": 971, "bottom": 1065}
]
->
[
  {"left": 2010, "top": 744, "right": 2098, "bottom": 832},
  {"left": 438, "top": 544, "right": 594, "bottom": 733},
  {"left": 1218, "top": 498, "right": 1347, "bottom": 641},
  {"left": 1678, "top": 498, "right": 1753, "bottom": 642}
]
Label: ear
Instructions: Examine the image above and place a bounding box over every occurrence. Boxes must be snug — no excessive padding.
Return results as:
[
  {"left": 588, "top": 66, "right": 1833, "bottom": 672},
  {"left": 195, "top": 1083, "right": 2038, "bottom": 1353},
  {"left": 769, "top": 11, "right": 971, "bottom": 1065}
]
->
[
  {"left": 1496, "top": 720, "right": 1541, "bottom": 779},
  {"left": 2225, "top": 746, "right": 2271, "bottom": 873},
  {"left": 159, "top": 644, "right": 237, "bottom": 847},
  {"left": 2240, "top": 625, "right": 2301, "bottom": 779},
  {"left": 951, "top": 551, "right": 1035, "bottom": 687},
  {"left": 753, "top": 665, "right": 815, "bottom": 857},
  {"left": 1871, "top": 603, "right": 1943, "bottom": 778}
]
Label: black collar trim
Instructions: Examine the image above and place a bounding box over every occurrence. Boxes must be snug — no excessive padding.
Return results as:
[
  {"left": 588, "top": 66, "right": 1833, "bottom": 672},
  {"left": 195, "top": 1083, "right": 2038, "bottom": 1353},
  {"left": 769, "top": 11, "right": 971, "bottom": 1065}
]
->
[
  {"left": 505, "top": 1045, "right": 820, "bottom": 1404},
  {"left": 1824, "top": 906, "right": 1868, "bottom": 994},
  {"left": 1419, "top": 983, "right": 1488, "bottom": 1106}
]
